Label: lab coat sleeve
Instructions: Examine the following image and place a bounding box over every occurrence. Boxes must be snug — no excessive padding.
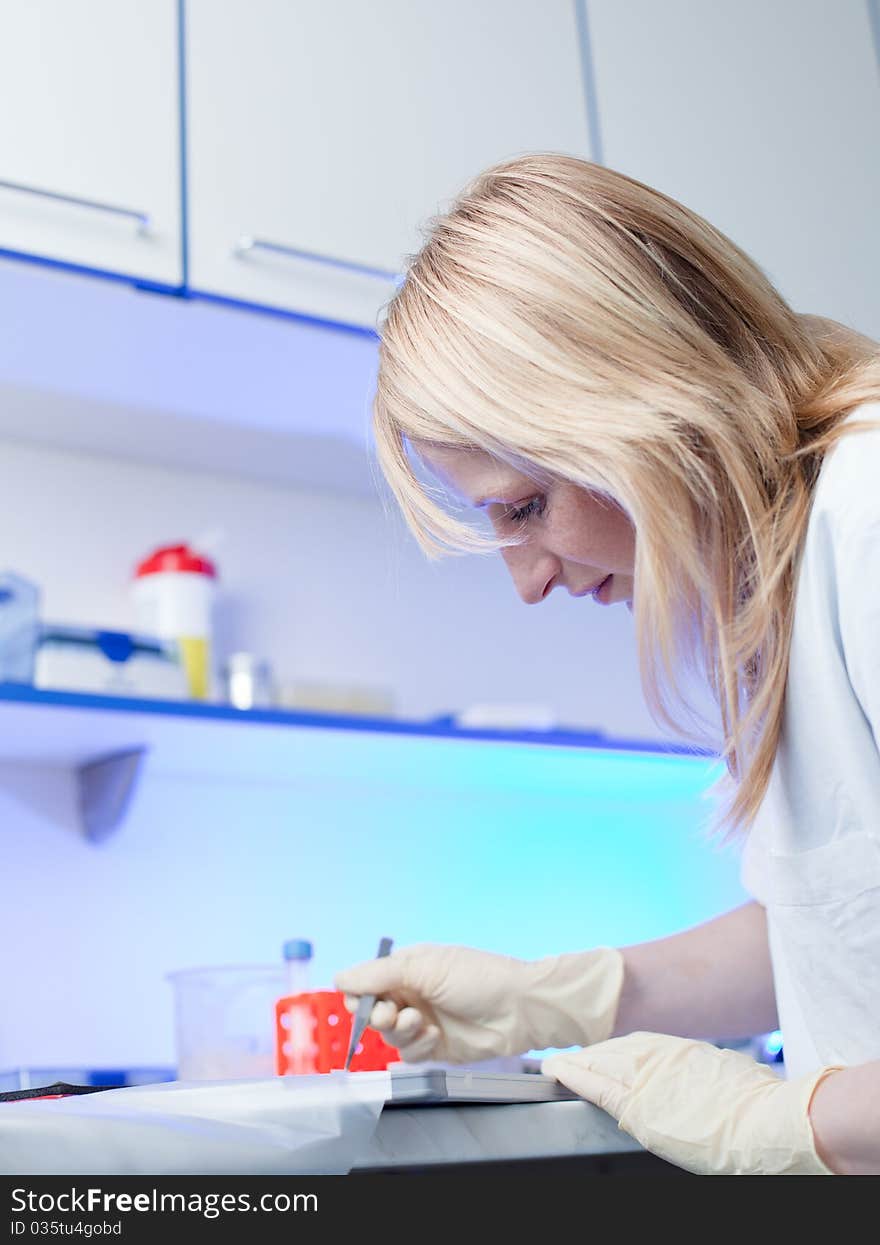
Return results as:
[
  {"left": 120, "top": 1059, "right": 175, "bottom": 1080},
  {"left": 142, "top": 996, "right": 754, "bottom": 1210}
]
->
[{"left": 835, "top": 511, "right": 880, "bottom": 749}]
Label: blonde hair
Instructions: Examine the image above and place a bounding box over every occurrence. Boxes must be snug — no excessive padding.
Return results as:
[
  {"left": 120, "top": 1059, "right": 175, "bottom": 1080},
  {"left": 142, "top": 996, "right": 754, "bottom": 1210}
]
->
[{"left": 373, "top": 154, "right": 880, "bottom": 840}]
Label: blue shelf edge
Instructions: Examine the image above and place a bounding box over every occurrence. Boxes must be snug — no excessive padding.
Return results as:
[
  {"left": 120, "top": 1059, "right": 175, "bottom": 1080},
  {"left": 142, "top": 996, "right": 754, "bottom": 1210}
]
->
[{"left": 0, "top": 682, "right": 718, "bottom": 759}]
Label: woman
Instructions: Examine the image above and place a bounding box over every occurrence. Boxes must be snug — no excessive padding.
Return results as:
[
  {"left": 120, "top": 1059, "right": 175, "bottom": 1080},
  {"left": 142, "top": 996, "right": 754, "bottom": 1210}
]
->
[{"left": 335, "top": 154, "right": 880, "bottom": 1175}]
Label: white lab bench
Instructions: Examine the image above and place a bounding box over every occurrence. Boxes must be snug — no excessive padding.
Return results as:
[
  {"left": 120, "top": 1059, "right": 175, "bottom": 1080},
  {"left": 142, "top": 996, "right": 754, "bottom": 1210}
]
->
[{"left": 0, "top": 1079, "right": 688, "bottom": 1176}]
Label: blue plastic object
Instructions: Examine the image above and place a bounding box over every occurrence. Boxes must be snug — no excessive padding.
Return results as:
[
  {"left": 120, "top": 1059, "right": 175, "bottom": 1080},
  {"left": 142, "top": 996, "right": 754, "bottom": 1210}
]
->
[
  {"left": 0, "top": 572, "right": 40, "bottom": 682},
  {"left": 282, "top": 939, "right": 313, "bottom": 962}
]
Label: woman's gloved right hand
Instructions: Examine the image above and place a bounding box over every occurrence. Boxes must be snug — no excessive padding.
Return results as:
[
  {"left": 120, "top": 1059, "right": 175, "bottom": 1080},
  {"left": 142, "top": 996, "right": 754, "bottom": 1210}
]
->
[{"left": 333, "top": 943, "right": 625, "bottom": 1063}]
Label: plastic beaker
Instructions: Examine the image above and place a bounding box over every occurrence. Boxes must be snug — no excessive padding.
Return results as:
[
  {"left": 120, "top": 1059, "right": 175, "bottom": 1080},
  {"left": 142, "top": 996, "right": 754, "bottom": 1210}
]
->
[{"left": 167, "top": 964, "right": 286, "bottom": 1081}]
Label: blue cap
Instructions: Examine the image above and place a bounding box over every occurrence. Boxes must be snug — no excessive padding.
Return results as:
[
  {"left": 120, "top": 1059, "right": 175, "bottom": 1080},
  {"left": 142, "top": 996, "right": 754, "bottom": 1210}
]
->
[{"left": 282, "top": 939, "right": 313, "bottom": 961}]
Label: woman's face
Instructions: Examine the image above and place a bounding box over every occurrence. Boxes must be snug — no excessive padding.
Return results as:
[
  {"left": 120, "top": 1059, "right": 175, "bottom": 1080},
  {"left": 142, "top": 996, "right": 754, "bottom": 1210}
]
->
[{"left": 419, "top": 445, "right": 636, "bottom": 611}]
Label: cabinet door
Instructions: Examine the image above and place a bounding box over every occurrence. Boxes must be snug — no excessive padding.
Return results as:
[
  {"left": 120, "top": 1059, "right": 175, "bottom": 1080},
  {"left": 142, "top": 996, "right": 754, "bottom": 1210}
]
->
[
  {"left": 0, "top": 0, "right": 182, "bottom": 288},
  {"left": 186, "top": 0, "right": 591, "bottom": 330},
  {"left": 587, "top": 0, "right": 880, "bottom": 337}
]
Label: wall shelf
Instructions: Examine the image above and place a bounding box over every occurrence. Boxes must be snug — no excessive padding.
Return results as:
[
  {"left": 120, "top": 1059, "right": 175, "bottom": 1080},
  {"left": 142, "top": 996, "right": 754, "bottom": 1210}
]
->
[{"left": 0, "top": 683, "right": 718, "bottom": 842}]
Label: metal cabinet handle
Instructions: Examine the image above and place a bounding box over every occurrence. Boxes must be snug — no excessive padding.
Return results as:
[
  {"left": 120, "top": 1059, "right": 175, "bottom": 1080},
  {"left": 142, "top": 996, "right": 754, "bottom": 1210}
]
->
[
  {"left": 0, "top": 178, "right": 151, "bottom": 234},
  {"left": 234, "top": 235, "right": 399, "bottom": 283}
]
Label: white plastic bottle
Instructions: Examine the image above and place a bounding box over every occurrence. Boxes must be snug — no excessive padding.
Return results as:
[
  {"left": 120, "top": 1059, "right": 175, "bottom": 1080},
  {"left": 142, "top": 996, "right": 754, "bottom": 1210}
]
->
[{"left": 131, "top": 543, "right": 217, "bottom": 700}]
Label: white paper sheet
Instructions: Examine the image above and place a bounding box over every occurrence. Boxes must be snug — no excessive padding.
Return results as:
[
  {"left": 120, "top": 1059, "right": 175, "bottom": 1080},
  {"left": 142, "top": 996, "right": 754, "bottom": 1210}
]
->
[{"left": 0, "top": 1071, "right": 392, "bottom": 1175}]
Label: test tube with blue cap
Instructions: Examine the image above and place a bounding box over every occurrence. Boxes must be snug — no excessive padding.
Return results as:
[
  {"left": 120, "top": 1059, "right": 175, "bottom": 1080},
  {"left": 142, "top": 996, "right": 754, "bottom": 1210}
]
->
[
  {"left": 280, "top": 939, "right": 316, "bottom": 1076},
  {"left": 283, "top": 939, "right": 313, "bottom": 996}
]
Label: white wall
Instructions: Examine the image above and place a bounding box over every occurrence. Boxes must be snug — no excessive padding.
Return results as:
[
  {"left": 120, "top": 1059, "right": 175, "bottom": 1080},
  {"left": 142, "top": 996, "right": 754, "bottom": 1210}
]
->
[{"left": 0, "top": 435, "right": 680, "bottom": 738}]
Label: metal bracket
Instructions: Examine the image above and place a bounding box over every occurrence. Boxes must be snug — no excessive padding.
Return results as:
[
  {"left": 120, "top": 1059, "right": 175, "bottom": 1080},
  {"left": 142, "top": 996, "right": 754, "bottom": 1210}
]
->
[{"left": 75, "top": 747, "right": 147, "bottom": 843}]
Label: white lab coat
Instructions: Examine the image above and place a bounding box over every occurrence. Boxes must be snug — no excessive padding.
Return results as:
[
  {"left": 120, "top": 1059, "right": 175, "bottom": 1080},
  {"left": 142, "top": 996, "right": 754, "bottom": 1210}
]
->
[{"left": 741, "top": 401, "right": 880, "bottom": 1077}]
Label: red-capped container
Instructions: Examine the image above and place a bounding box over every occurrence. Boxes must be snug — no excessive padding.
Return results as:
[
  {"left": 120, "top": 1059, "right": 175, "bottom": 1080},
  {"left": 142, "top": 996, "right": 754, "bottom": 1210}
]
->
[
  {"left": 131, "top": 543, "right": 217, "bottom": 700},
  {"left": 275, "top": 990, "right": 399, "bottom": 1075}
]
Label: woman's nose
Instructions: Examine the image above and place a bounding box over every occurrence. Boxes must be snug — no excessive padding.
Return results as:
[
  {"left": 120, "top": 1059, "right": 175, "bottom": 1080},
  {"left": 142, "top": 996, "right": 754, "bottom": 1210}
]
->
[{"left": 500, "top": 545, "right": 559, "bottom": 605}]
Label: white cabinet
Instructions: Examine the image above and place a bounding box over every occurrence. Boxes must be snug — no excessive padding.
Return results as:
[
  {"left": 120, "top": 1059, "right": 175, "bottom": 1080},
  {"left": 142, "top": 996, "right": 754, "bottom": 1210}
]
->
[
  {"left": 185, "top": 0, "right": 592, "bottom": 330},
  {"left": 0, "top": 0, "right": 182, "bottom": 287},
  {"left": 587, "top": 0, "right": 880, "bottom": 337}
]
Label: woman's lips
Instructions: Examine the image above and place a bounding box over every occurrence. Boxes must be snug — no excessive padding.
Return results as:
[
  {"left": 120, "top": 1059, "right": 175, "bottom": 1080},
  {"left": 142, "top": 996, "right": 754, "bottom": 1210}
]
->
[{"left": 592, "top": 574, "right": 613, "bottom": 604}]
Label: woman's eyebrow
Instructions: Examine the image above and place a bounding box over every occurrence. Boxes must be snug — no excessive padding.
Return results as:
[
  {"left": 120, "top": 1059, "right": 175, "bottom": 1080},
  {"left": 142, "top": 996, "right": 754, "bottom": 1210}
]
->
[{"left": 474, "top": 489, "right": 535, "bottom": 508}]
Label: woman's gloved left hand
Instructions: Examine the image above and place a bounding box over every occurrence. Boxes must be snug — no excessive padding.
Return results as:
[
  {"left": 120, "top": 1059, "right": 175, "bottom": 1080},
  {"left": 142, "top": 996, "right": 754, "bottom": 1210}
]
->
[{"left": 542, "top": 1031, "right": 841, "bottom": 1175}]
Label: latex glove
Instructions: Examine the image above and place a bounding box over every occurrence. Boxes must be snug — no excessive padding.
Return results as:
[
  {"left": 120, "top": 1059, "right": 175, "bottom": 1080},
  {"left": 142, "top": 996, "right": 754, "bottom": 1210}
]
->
[
  {"left": 334, "top": 943, "right": 624, "bottom": 1064},
  {"left": 542, "top": 1031, "right": 842, "bottom": 1175}
]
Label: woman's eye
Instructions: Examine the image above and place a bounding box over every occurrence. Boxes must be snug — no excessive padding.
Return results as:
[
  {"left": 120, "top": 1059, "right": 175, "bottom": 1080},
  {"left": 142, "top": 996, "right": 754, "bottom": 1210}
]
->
[{"left": 505, "top": 496, "right": 546, "bottom": 524}]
